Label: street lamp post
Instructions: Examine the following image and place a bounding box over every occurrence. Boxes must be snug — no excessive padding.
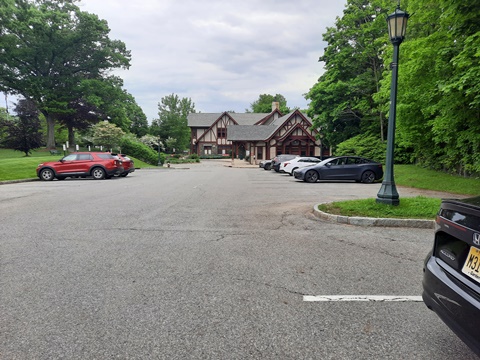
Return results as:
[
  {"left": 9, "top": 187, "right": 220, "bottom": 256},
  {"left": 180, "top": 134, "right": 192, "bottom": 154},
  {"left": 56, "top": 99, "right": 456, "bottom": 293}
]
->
[
  {"left": 376, "top": 4, "right": 409, "bottom": 206},
  {"left": 158, "top": 136, "right": 163, "bottom": 166}
]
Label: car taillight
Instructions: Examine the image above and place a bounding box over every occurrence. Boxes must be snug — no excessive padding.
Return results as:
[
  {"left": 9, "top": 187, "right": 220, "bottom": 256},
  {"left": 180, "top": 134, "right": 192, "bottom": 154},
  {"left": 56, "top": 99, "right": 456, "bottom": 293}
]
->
[{"left": 284, "top": 162, "right": 289, "bottom": 166}]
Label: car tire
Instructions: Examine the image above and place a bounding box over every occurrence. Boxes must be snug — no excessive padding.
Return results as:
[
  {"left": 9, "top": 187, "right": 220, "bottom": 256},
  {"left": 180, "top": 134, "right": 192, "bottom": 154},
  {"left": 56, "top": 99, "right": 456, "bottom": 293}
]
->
[
  {"left": 361, "top": 170, "right": 375, "bottom": 183},
  {"left": 264, "top": 164, "right": 271, "bottom": 170},
  {"left": 39, "top": 168, "right": 54, "bottom": 181},
  {"left": 304, "top": 170, "right": 319, "bottom": 183},
  {"left": 91, "top": 167, "right": 106, "bottom": 180}
]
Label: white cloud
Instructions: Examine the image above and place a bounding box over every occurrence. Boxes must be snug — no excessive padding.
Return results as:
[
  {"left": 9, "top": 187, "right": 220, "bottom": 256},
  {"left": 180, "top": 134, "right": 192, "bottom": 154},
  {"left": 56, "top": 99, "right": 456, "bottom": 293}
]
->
[{"left": 5, "top": 0, "right": 347, "bottom": 121}]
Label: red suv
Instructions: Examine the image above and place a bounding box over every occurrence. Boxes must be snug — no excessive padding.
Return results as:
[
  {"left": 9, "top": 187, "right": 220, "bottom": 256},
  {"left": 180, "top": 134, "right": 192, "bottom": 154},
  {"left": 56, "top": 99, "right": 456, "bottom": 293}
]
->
[{"left": 36, "top": 152, "right": 123, "bottom": 181}]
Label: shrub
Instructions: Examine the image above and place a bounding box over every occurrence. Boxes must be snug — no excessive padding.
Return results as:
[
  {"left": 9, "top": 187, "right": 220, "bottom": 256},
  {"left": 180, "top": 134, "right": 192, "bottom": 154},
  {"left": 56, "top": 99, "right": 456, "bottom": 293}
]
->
[
  {"left": 200, "top": 154, "right": 225, "bottom": 159},
  {"left": 120, "top": 137, "right": 165, "bottom": 165},
  {"left": 335, "top": 134, "right": 386, "bottom": 162}
]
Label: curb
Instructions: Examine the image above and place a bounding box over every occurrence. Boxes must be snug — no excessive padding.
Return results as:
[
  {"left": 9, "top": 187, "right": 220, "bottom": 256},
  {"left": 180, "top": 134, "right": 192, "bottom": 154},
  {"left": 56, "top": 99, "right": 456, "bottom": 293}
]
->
[
  {"left": 0, "top": 178, "right": 37, "bottom": 185},
  {"left": 313, "top": 203, "right": 435, "bottom": 229}
]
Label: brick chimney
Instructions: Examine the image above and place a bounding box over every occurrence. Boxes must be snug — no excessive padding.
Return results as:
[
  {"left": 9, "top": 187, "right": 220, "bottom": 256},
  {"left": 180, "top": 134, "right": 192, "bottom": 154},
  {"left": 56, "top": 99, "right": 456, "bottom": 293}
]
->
[{"left": 272, "top": 102, "right": 280, "bottom": 112}]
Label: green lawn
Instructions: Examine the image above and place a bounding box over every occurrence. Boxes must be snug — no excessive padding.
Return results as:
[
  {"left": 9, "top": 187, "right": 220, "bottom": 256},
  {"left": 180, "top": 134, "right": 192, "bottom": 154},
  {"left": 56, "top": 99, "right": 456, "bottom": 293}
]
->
[
  {"left": 318, "top": 196, "right": 442, "bottom": 220},
  {"left": 394, "top": 165, "right": 479, "bottom": 196}
]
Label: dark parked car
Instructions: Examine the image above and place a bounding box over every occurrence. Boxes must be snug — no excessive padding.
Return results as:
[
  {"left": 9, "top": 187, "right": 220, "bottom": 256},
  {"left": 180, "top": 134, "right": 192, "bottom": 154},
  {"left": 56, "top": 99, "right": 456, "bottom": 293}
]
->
[
  {"left": 422, "top": 196, "right": 480, "bottom": 356},
  {"left": 293, "top": 156, "right": 383, "bottom": 183},
  {"left": 272, "top": 154, "right": 298, "bottom": 172},
  {"left": 36, "top": 152, "right": 123, "bottom": 181}
]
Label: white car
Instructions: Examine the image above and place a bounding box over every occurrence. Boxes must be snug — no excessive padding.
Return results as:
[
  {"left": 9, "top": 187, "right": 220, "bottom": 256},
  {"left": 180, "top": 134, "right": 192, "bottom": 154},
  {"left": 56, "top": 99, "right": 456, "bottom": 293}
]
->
[{"left": 279, "top": 156, "right": 321, "bottom": 175}]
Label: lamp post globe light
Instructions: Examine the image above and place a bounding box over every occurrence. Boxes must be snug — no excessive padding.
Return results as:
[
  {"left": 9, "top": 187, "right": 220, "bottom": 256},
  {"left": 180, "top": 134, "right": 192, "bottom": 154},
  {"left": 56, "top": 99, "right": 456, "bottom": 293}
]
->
[{"left": 376, "top": 4, "right": 409, "bottom": 206}]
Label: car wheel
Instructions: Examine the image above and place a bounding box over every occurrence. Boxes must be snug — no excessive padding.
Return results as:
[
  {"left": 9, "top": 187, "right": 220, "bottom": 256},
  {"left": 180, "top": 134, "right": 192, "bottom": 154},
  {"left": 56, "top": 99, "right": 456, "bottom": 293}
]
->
[
  {"left": 361, "top": 170, "right": 375, "bottom": 183},
  {"left": 39, "top": 168, "right": 54, "bottom": 181},
  {"left": 304, "top": 170, "right": 319, "bottom": 183},
  {"left": 264, "top": 164, "right": 271, "bottom": 170},
  {"left": 290, "top": 167, "right": 298, "bottom": 176},
  {"left": 91, "top": 167, "right": 106, "bottom": 180}
]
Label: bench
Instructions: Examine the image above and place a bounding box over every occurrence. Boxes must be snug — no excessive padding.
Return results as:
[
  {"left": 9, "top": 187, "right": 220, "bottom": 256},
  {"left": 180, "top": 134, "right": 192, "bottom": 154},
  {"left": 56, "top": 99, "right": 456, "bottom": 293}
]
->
[{"left": 49, "top": 149, "right": 59, "bottom": 155}]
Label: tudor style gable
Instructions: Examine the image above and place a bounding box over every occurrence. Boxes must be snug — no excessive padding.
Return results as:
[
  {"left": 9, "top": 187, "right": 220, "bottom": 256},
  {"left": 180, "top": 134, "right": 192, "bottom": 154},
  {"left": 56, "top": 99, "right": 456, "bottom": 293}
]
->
[
  {"left": 188, "top": 112, "right": 268, "bottom": 156},
  {"left": 193, "top": 112, "right": 237, "bottom": 155}
]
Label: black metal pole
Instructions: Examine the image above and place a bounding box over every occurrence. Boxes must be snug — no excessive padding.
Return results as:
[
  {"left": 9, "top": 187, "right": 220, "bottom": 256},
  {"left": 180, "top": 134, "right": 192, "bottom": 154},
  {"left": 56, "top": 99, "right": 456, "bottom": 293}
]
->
[
  {"left": 158, "top": 136, "right": 162, "bottom": 166},
  {"left": 377, "top": 42, "right": 400, "bottom": 206}
]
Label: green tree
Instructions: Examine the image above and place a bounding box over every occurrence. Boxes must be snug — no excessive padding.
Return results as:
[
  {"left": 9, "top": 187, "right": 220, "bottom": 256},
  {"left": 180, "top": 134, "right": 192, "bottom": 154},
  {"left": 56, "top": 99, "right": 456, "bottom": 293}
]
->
[
  {"left": 125, "top": 94, "right": 149, "bottom": 138},
  {"left": 152, "top": 94, "right": 195, "bottom": 152},
  {"left": 0, "top": 107, "right": 9, "bottom": 141},
  {"left": 1, "top": 99, "right": 43, "bottom": 155},
  {"left": 92, "top": 121, "right": 125, "bottom": 151},
  {"left": 247, "top": 94, "right": 291, "bottom": 113},
  {"left": 306, "top": 0, "right": 390, "bottom": 150},
  {"left": 378, "top": 0, "right": 480, "bottom": 174},
  {"left": 0, "top": 0, "right": 131, "bottom": 149},
  {"left": 77, "top": 77, "right": 132, "bottom": 132}
]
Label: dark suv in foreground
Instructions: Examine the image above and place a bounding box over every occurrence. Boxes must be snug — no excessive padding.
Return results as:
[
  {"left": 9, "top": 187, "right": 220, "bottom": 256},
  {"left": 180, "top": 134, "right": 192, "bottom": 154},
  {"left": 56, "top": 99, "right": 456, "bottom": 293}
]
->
[
  {"left": 422, "top": 196, "right": 480, "bottom": 356},
  {"left": 37, "top": 152, "right": 123, "bottom": 181}
]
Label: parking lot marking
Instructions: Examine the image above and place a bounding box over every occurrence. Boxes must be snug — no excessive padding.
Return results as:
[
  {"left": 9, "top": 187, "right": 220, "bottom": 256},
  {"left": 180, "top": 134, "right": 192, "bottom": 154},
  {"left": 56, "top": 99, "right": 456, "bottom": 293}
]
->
[{"left": 303, "top": 295, "right": 423, "bottom": 302}]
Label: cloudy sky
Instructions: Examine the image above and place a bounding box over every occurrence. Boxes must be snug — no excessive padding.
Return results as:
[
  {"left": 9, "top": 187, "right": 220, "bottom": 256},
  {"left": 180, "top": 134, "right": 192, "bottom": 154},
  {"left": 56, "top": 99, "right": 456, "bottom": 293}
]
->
[
  {"left": 79, "top": 0, "right": 349, "bottom": 121},
  {"left": 3, "top": 0, "right": 348, "bottom": 122}
]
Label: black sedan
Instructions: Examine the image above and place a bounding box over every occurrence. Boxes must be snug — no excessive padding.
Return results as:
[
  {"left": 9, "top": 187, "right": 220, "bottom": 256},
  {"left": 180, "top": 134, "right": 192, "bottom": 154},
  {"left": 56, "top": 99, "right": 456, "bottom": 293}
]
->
[
  {"left": 422, "top": 196, "right": 480, "bottom": 356},
  {"left": 293, "top": 156, "right": 383, "bottom": 183}
]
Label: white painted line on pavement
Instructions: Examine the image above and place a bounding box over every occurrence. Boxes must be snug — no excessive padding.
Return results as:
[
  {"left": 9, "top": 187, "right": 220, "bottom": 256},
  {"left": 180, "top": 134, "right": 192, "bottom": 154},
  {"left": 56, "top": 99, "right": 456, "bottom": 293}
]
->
[{"left": 303, "top": 295, "right": 423, "bottom": 302}]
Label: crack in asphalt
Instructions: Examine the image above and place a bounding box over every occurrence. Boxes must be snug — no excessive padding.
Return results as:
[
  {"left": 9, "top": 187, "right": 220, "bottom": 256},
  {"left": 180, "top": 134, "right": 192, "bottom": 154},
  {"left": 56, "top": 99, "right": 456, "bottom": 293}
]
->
[{"left": 335, "top": 237, "right": 418, "bottom": 263}]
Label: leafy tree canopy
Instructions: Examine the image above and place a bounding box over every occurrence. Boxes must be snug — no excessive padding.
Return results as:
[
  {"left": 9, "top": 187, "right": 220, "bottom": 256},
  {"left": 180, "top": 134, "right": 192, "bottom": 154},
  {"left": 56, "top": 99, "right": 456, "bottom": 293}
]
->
[
  {"left": 1, "top": 99, "right": 43, "bottom": 155},
  {"left": 0, "top": 0, "right": 131, "bottom": 148},
  {"left": 247, "top": 94, "right": 291, "bottom": 113},
  {"left": 306, "top": 0, "right": 390, "bottom": 149},
  {"left": 306, "top": 0, "right": 480, "bottom": 175},
  {"left": 91, "top": 121, "right": 125, "bottom": 151},
  {"left": 151, "top": 94, "right": 195, "bottom": 153}
]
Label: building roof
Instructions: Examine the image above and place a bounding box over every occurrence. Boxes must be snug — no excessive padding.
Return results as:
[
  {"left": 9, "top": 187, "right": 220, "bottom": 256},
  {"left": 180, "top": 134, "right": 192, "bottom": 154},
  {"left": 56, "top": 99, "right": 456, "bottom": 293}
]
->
[
  {"left": 227, "top": 125, "right": 277, "bottom": 141},
  {"left": 187, "top": 112, "right": 270, "bottom": 127}
]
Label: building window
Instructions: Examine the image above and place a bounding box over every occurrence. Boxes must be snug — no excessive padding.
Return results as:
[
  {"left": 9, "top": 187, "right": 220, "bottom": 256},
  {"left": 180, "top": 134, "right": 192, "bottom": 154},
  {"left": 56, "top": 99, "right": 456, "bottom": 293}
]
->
[
  {"left": 257, "top": 147, "right": 263, "bottom": 160},
  {"left": 217, "top": 128, "right": 226, "bottom": 138}
]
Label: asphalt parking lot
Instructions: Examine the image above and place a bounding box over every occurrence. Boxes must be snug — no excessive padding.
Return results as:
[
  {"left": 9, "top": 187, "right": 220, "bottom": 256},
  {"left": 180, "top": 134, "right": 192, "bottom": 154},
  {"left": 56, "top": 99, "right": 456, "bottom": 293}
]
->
[{"left": 0, "top": 159, "right": 476, "bottom": 359}]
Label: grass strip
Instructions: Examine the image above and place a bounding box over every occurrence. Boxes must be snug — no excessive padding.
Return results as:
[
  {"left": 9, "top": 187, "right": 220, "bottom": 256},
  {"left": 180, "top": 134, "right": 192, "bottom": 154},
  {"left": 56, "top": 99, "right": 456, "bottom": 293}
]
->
[{"left": 318, "top": 196, "right": 442, "bottom": 220}]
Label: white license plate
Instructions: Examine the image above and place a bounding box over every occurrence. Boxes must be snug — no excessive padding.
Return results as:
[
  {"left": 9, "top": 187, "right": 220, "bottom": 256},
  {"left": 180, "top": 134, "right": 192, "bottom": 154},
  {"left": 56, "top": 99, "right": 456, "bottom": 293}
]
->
[{"left": 462, "top": 246, "right": 480, "bottom": 283}]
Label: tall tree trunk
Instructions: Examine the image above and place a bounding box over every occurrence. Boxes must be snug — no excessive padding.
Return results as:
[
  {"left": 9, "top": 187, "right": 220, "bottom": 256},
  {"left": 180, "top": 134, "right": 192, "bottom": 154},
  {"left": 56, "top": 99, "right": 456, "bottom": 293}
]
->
[
  {"left": 44, "top": 111, "right": 56, "bottom": 149},
  {"left": 67, "top": 123, "right": 75, "bottom": 147}
]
